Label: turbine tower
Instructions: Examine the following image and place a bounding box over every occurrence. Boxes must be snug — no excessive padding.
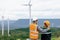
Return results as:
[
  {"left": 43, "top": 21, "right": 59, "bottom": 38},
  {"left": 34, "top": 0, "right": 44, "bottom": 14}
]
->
[
  {"left": 2, "top": 16, "right": 4, "bottom": 36},
  {"left": 52, "top": 23, "right": 54, "bottom": 27},
  {"left": 7, "top": 16, "right": 10, "bottom": 36},
  {"left": 23, "top": 0, "right": 32, "bottom": 24}
]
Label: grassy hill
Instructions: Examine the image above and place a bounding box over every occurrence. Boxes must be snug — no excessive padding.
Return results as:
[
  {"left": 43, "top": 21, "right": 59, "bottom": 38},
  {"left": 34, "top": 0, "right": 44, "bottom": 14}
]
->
[
  {"left": 0, "top": 27, "right": 60, "bottom": 40},
  {"left": 0, "top": 19, "right": 60, "bottom": 30}
]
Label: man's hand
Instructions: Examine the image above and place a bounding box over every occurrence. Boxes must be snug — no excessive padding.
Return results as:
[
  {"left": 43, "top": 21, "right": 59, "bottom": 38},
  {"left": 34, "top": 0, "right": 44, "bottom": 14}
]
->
[{"left": 47, "top": 27, "right": 50, "bottom": 30}]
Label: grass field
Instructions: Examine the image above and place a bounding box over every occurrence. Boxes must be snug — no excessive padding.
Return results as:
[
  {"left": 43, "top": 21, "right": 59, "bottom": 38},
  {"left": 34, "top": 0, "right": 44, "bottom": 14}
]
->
[{"left": 0, "top": 28, "right": 60, "bottom": 40}]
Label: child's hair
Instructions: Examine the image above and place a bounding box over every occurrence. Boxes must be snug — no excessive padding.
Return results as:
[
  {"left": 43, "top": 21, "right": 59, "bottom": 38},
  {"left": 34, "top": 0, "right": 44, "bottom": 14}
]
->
[{"left": 44, "top": 20, "right": 50, "bottom": 28}]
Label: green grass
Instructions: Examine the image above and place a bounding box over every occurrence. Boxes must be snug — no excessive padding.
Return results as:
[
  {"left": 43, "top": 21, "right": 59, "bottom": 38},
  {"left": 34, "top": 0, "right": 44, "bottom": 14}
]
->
[{"left": 0, "top": 28, "right": 60, "bottom": 40}]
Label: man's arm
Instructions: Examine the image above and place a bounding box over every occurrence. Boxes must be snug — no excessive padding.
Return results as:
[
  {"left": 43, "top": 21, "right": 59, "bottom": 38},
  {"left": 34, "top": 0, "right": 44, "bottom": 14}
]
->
[{"left": 37, "top": 27, "right": 50, "bottom": 33}]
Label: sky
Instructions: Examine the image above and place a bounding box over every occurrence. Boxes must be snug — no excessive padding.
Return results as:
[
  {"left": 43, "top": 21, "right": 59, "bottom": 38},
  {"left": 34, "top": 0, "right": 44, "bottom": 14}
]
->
[{"left": 0, "top": 0, "right": 60, "bottom": 20}]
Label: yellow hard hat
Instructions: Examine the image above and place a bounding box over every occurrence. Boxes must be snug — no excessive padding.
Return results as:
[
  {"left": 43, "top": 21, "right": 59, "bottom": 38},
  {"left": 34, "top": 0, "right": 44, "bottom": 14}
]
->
[{"left": 44, "top": 20, "right": 50, "bottom": 27}]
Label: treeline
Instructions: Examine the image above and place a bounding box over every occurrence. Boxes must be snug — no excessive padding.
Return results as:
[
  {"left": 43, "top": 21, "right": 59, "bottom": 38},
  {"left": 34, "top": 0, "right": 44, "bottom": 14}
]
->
[{"left": 0, "top": 27, "right": 60, "bottom": 40}]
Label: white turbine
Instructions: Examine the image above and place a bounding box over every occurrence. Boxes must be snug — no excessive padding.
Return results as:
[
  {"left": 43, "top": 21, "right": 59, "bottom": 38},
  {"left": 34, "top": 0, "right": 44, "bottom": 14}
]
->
[
  {"left": 7, "top": 16, "right": 10, "bottom": 36},
  {"left": 22, "top": 0, "right": 32, "bottom": 24},
  {"left": 2, "top": 16, "right": 4, "bottom": 36},
  {"left": 52, "top": 23, "right": 54, "bottom": 27}
]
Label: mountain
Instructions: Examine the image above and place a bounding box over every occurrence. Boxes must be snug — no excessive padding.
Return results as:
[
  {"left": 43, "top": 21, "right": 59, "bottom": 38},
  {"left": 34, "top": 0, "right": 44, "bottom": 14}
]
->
[
  {"left": 38, "top": 19, "right": 60, "bottom": 27},
  {"left": 0, "top": 19, "right": 60, "bottom": 30},
  {"left": 10, "top": 19, "right": 29, "bottom": 29},
  {"left": 10, "top": 19, "right": 60, "bottom": 29},
  {"left": 0, "top": 20, "right": 16, "bottom": 30}
]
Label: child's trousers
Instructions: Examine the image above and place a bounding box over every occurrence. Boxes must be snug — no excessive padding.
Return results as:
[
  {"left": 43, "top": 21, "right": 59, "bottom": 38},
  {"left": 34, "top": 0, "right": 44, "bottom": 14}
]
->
[{"left": 41, "top": 33, "right": 51, "bottom": 40}]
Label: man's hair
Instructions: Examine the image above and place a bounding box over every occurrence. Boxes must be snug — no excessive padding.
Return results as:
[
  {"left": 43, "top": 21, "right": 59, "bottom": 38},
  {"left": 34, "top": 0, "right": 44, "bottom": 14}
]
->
[{"left": 32, "top": 21, "right": 36, "bottom": 23}]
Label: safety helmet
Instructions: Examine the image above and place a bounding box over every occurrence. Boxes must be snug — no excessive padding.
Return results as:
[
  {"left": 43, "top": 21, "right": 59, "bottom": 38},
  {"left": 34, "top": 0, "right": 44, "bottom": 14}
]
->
[
  {"left": 44, "top": 20, "right": 50, "bottom": 27},
  {"left": 32, "top": 18, "right": 38, "bottom": 21}
]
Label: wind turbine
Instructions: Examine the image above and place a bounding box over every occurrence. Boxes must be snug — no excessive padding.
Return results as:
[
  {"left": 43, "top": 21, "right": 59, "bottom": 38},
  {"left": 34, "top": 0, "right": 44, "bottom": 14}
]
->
[
  {"left": 2, "top": 16, "right": 4, "bottom": 36},
  {"left": 7, "top": 16, "right": 10, "bottom": 36},
  {"left": 2, "top": 9, "right": 5, "bottom": 36},
  {"left": 52, "top": 23, "right": 54, "bottom": 27},
  {"left": 22, "top": 0, "right": 32, "bottom": 24}
]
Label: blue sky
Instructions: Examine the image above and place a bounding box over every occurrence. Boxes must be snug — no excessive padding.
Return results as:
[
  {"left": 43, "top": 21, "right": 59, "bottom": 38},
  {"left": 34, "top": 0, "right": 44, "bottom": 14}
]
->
[{"left": 0, "top": 0, "right": 60, "bottom": 20}]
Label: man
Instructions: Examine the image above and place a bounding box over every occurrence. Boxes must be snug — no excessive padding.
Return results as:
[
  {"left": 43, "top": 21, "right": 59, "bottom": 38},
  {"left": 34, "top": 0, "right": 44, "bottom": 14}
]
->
[
  {"left": 30, "top": 18, "right": 38, "bottom": 40},
  {"left": 30, "top": 18, "right": 50, "bottom": 40}
]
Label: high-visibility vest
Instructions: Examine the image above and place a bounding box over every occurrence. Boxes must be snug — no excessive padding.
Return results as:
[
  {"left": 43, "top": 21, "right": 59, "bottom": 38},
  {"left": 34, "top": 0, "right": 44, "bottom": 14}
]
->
[{"left": 30, "top": 23, "right": 38, "bottom": 39}]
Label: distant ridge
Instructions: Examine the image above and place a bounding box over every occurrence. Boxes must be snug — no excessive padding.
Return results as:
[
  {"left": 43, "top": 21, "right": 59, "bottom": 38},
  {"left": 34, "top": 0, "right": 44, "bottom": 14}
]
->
[{"left": 0, "top": 19, "right": 60, "bottom": 30}]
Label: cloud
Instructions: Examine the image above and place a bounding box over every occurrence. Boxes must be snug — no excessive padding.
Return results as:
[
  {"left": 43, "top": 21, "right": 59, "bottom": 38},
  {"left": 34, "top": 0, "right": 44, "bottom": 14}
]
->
[{"left": 0, "top": 0, "right": 60, "bottom": 20}]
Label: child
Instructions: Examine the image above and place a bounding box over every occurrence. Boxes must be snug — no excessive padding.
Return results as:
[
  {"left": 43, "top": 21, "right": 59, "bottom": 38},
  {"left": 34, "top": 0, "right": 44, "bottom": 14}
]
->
[{"left": 40, "top": 20, "right": 51, "bottom": 40}]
